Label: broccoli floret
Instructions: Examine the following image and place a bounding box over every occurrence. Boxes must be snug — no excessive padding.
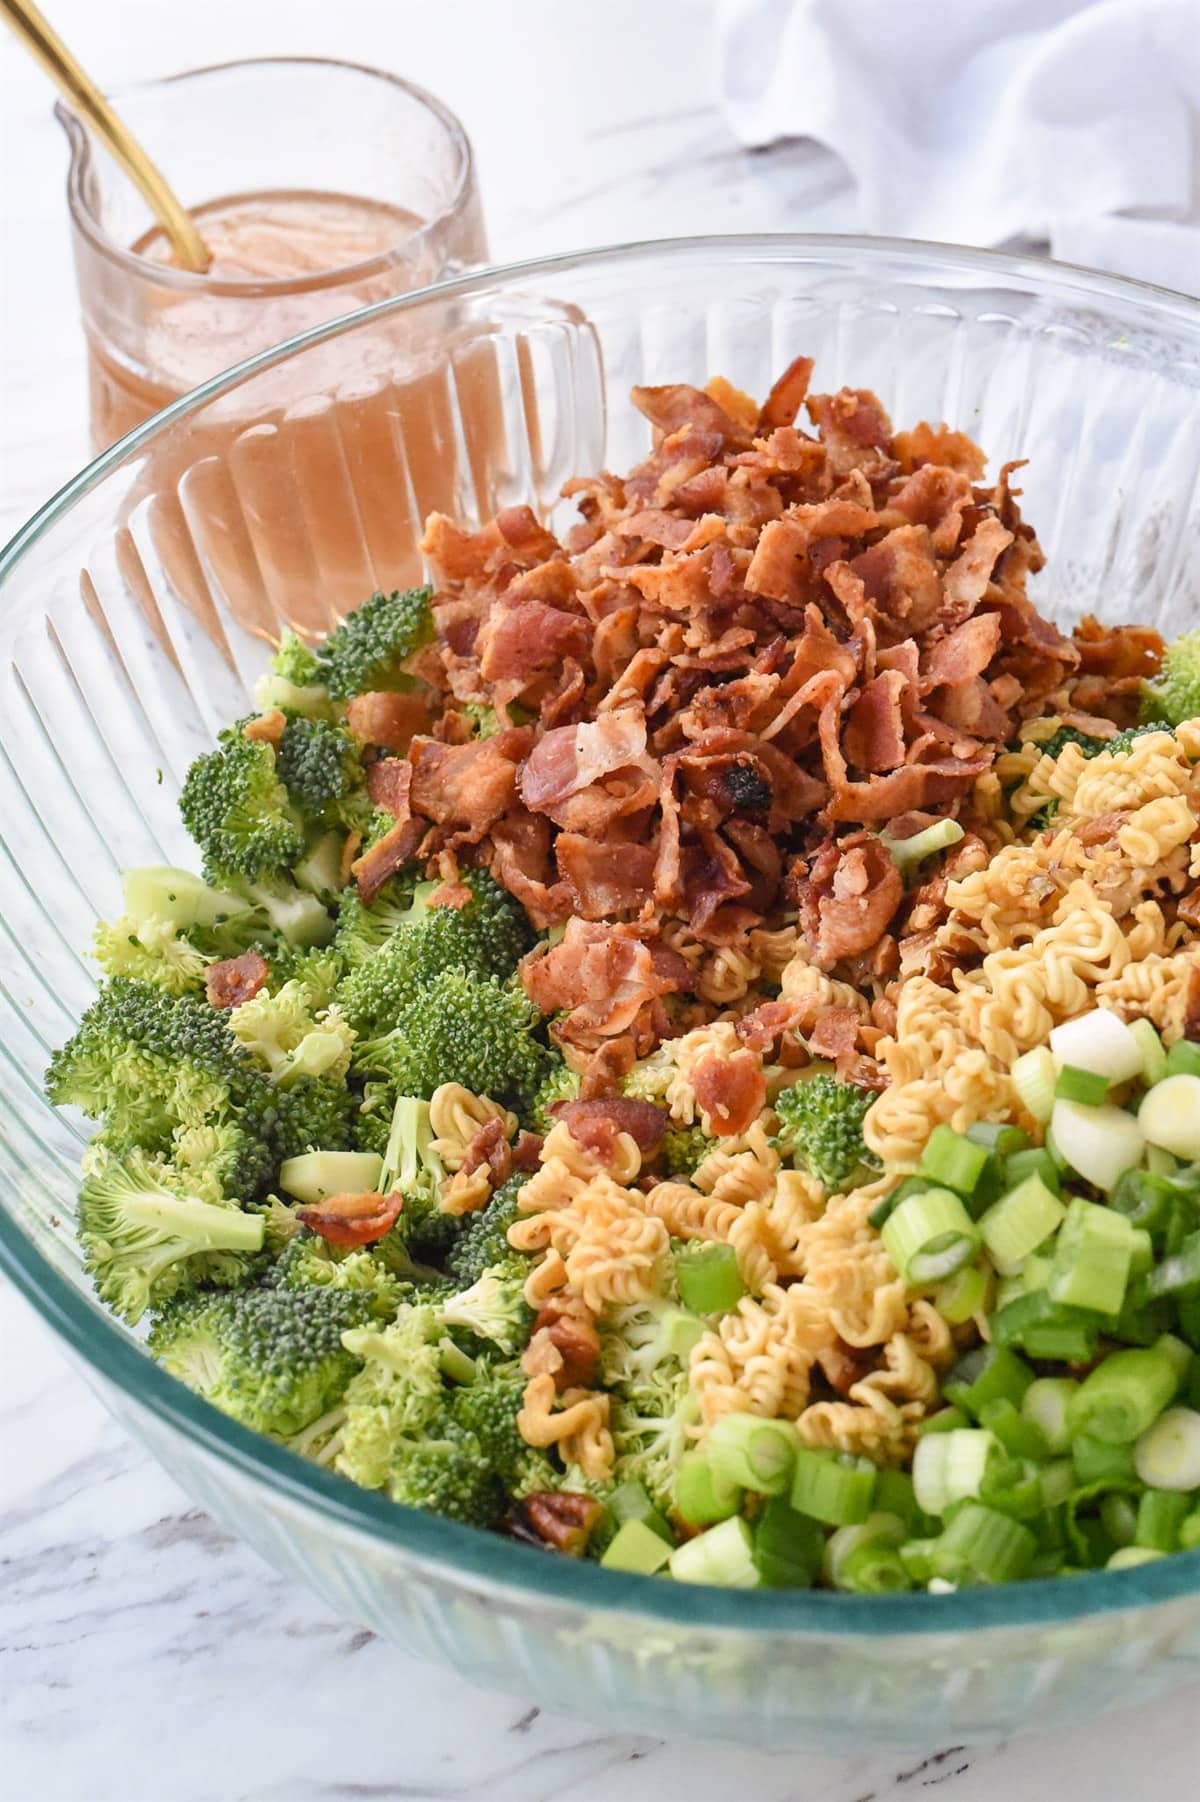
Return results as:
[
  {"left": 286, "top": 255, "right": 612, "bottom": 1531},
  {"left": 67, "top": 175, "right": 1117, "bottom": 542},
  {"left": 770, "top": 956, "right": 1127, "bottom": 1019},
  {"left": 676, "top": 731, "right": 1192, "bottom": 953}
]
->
[
  {"left": 774, "top": 1072, "right": 880, "bottom": 1194},
  {"left": 222, "top": 876, "right": 335, "bottom": 950},
  {"left": 335, "top": 1309, "right": 448, "bottom": 1486},
  {"left": 334, "top": 870, "right": 422, "bottom": 968},
  {"left": 660, "top": 1123, "right": 717, "bottom": 1178},
  {"left": 275, "top": 716, "right": 369, "bottom": 833},
  {"left": 265, "top": 1229, "right": 403, "bottom": 1317},
  {"left": 446, "top": 1175, "right": 525, "bottom": 1286},
  {"left": 339, "top": 871, "right": 534, "bottom": 1035},
  {"left": 272, "top": 629, "right": 324, "bottom": 688},
  {"left": 527, "top": 1058, "right": 581, "bottom": 1134},
  {"left": 438, "top": 1268, "right": 534, "bottom": 1355},
  {"left": 258, "top": 945, "right": 344, "bottom": 1007},
  {"left": 46, "top": 979, "right": 275, "bottom": 1194},
  {"left": 598, "top": 1297, "right": 703, "bottom": 1393},
  {"left": 268, "top": 1077, "right": 357, "bottom": 1162},
  {"left": 92, "top": 915, "right": 213, "bottom": 995},
  {"left": 228, "top": 978, "right": 355, "bottom": 1086},
  {"left": 609, "top": 1367, "right": 699, "bottom": 1518},
  {"left": 149, "top": 1284, "right": 370, "bottom": 1436},
  {"left": 1142, "top": 630, "right": 1200, "bottom": 728},
  {"left": 317, "top": 587, "right": 435, "bottom": 701},
  {"left": 179, "top": 726, "right": 305, "bottom": 884},
  {"left": 1032, "top": 720, "right": 1173, "bottom": 762},
  {"left": 448, "top": 1360, "right": 555, "bottom": 1498},
  {"left": 353, "top": 969, "right": 550, "bottom": 1110},
  {"left": 77, "top": 1143, "right": 264, "bottom": 1323},
  {"left": 387, "top": 1428, "right": 502, "bottom": 1526}
]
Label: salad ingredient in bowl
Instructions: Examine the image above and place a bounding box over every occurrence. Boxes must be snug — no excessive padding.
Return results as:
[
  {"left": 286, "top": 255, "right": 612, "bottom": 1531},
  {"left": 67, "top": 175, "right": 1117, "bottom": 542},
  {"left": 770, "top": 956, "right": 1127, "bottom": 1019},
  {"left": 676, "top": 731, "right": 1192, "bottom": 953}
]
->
[{"left": 46, "top": 355, "right": 1200, "bottom": 1592}]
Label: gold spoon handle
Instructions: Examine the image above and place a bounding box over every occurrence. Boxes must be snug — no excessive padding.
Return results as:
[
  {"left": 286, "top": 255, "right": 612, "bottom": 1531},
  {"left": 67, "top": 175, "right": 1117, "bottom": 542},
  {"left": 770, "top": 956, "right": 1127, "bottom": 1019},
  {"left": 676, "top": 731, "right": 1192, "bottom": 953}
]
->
[{"left": 1, "top": 0, "right": 210, "bottom": 271}]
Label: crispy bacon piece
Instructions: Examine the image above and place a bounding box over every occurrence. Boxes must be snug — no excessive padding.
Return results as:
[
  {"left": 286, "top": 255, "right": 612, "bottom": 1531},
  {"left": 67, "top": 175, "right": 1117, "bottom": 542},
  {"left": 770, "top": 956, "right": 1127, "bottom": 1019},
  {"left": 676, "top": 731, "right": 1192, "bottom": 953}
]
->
[
  {"left": 242, "top": 709, "right": 286, "bottom": 745},
  {"left": 1073, "top": 614, "right": 1164, "bottom": 682},
  {"left": 555, "top": 833, "right": 657, "bottom": 918},
  {"left": 410, "top": 733, "right": 529, "bottom": 839},
  {"left": 692, "top": 1049, "right": 767, "bottom": 1137},
  {"left": 521, "top": 712, "right": 651, "bottom": 812},
  {"left": 296, "top": 1191, "right": 403, "bottom": 1247},
  {"left": 366, "top": 756, "right": 413, "bottom": 819},
  {"left": 521, "top": 920, "right": 689, "bottom": 1055},
  {"left": 477, "top": 598, "right": 592, "bottom": 685},
  {"left": 512, "top": 1130, "right": 545, "bottom": 1172},
  {"left": 459, "top": 1117, "right": 512, "bottom": 1188},
  {"left": 550, "top": 1096, "right": 669, "bottom": 1157},
  {"left": 799, "top": 836, "right": 904, "bottom": 968},
  {"left": 352, "top": 817, "right": 425, "bottom": 905},
  {"left": 758, "top": 354, "right": 814, "bottom": 432},
  {"left": 532, "top": 1298, "right": 602, "bottom": 1391},
  {"left": 631, "top": 382, "right": 751, "bottom": 445},
  {"left": 205, "top": 949, "right": 268, "bottom": 1010},
  {"left": 346, "top": 691, "right": 432, "bottom": 751}
]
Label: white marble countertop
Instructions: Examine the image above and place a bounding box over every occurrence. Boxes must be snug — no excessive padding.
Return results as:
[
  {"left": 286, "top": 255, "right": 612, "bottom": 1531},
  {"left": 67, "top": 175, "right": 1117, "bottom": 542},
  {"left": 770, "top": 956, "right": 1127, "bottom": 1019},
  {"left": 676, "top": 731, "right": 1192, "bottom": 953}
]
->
[{"left": 2, "top": 4, "right": 1198, "bottom": 1797}]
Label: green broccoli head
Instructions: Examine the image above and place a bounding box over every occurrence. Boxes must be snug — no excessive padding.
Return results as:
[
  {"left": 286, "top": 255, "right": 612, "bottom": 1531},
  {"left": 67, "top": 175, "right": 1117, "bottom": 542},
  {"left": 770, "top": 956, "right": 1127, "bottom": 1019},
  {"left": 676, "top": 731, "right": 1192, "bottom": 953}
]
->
[
  {"left": 1032, "top": 720, "right": 1173, "bottom": 761},
  {"left": 267, "top": 1076, "right": 358, "bottom": 1163},
  {"left": 773, "top": 1072, "right": 881, "bottom": 1194},
  {"left": 149, "top": 1283, "right": 370, "bottom": 1436},
  {"left": 446, "top": 1175, "right": 525, "bottom": 1287},
  {"left": 527, "top": 1058, "right": 581, "bottom": 1134},
  {"left": 609, "top": 1366, "right": 699, "bottom": 1518},
  {"left": 339, "top": 871, "right": 534, "bottom": 1036},
  {"left": 352, "top": 969, "right": 550, "bottom": 1110},
  {"left": 275, "top": 716, "right": 369, "bottom": 832},
  {"left": 270, "top": 630, "right": 324, "bottom": 688},
  {"left": 92, "top": 915, "right": 212, "bottom": 996},
  {"left": 334, "top": 869, "right": 422, "bottom": 969},
  {"left": 228, "top": 977, "right": 355, "bottom": 1086},
  {"left": 448, "top": 1359, "right": 555, "bottom": 1499},
  {"left": 660, "top": 1122, "right": 717, "bottom": 1179},
  {"left": 386, "top": 1427, "right": 503, "bottom": 1526},
  {"left": 47, "top": 979, "right": 275, "bottom": 1194},
  {"left": 437, "top": 1267, "right": 534, "bottom": 1356},
  {"left": 179, "top": 726, "right": 305, "bottom": 884},
  {"left": 264, "top": 1229, "right": 403, "bottom": 1317},
  {"left": 317, "top": 587, "right": 435, "bottom": 701},
  {"left": 335, "top": 1308, "right": 448, "bottom": 1490},
  {"left": 1142, "top": 630, "right": 1200, "bottom": 728},
  {"left": 78, "top": 1143, "right": 265, "bottom": 1323}
]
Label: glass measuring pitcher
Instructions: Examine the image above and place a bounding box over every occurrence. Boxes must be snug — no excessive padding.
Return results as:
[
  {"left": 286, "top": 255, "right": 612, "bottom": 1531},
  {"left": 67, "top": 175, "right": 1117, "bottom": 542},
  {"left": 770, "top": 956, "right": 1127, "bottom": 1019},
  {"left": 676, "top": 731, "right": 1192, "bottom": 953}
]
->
[{"left": 59, "top": 56, "right": 487, "bottom": 450}]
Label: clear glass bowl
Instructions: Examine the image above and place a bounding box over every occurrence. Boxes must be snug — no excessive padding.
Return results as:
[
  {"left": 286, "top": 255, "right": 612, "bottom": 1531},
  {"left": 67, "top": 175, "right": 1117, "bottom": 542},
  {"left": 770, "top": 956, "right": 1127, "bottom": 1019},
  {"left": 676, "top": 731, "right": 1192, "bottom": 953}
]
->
[{"left": 3, "top": 237, "right": 1200, "bottom": 1752}]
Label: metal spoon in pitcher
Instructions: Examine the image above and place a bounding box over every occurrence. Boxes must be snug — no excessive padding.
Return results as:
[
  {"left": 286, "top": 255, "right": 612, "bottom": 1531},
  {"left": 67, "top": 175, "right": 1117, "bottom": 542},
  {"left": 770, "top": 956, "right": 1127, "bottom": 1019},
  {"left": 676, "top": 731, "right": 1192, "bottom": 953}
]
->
[{"left": 1, "top": 0, "right": 211, "bottom": 271}]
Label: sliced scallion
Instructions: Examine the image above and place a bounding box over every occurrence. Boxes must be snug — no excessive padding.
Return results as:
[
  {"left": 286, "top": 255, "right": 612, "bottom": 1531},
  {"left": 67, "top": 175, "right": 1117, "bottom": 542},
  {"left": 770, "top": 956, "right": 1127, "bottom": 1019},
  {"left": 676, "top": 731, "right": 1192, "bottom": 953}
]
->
[
  {"left": 934, "top": 1262, "right": 989, "bottom": 1324},
  {"left": 1128, "top": 1018, "right": 1167, "bottom": 1086},
  {"left": 1046, "top": 1196, "right": 1137, "bottom": 1316},
  {"left": 601, "top": 1519, "right": 674, "bottom": 1574},
  {"left": 919, "top": 1125, "right": 993, "bottom": 1195},
  {"left": 1055, "top": 1065, "right": 1111, "bottom": 1106},
  {"left": 1133, "top": 1406, "right": 1200, "bottom": 1491},
  {"left": 978, "top": 1173, "right": 1066, "bottom": 1275},
  {"left": 674, "top": 1450, "right": 742, "bottom": 1527},
  {"left": 1022, "top": 1377, "right": 1080, "bottom": 1455},
  {"left": 790, "top": 1448, "right": 876, "bottom": 1525},
  {"left": 706, "top": 1413, "right": 797, "bottom": 1496},
  {"left": 882, "top": 1187, "right": 979, "bottom": 1285},
  {"left": 669, "top": 1515, "right": 760, "bottom": 1587},
  {"left": 1134, "top": 1488, "right": 1191, "bottom": 1552},
  {"left": 944, "top": 1343, "right": 1034, "bottom": 1417},
  {"left": 932, "top": 1502, "right": 1036, "bottom": 1584},
  {"left": 912, "top": 1428, "right": 999, "bottom": 1517},
  {"left": 1012, "top": 1047, "right": 1058, "bottom": 1125},
  {"left": 752, "top": 1496, "right": 824, "bottom": 1589},
  {"left": 673, "top": 1242, "right": 744, "bottom": 1315},
  {"left": 1163, "top": 1039, "right": 1200, "bottom": 1080},
  {"left": 1138, "top": 1074, "right": 1200, "bottom": 1162},
  {"left": 1049, "top": 1010, "right": 1144, "bottom": 1086},
  {"left": 1049, "top": 1098, "right": 1145, "bottom": 1194},
  {"left": 1067, "top": 1345, "right": 1181, "bottom": 1445}
]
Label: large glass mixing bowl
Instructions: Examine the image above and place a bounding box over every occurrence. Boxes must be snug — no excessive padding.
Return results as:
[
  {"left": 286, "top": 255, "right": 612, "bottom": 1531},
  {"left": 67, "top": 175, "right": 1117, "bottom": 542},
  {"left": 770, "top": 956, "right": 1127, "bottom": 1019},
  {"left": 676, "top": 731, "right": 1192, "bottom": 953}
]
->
[{"left": 2, "top": 238, "right": 1200, "bottom": 1752}]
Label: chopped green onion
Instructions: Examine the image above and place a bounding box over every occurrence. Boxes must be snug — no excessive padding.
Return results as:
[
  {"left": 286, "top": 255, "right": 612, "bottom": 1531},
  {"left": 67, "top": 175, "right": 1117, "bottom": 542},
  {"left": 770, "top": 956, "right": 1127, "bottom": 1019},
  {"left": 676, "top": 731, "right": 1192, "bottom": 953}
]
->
[
  {"left": 1067, "top": 1345, "right": 1181, "bottom": 1444},
  {"left": 944, "top": 1343, "right": 1034, "bottom": 1418},
  {"left": 1179, "top": 1508, "right": 1200, "bottom": 1552},
  {"left": 1039, "top": 1459, "right": 1075, "bottom": 1508},
  {"left": 873, "top": 1467, "right": 923, "bottom": 1530},
  {"left": 1178, "top": 1295, "right": 1200, "bottom": 1355},
  {"left": 674, "top": 1450, "right": 742, "bottom": 1527},
  {"left": 918, "top": 1406, "right": 970, "bottom": 1436},
  {"left": 1130, "top": 1229, "right": 1154, "bottom": 1275},
  {"left": 1013, "top": 1047, "right": 1058, "bottom": 1124},
  {"left": 790, "top": 1448, "right": 876, "bottom": 1525},
  {"left": 978, "top": 1173, "right": 1066, "bottom": 1275},
  {"left": 608, "top": 1480, "right": 672, "bottom": 1543},
  {"left": 839, "top": 1542, "right": 912, "bottom": 1593},
  {"left": 932, "top": 1502, "right": 1036, "bottom": 1584},
  {"left": 1146, "top": 1229, "right": 1200, "bottom": 1300},
  {"left": 991, "top": 1289, "right": 1101, "bottom": 1361},
  {"left": 1046, "top": 1197, "right": 1137, "bottom": 1316},
  {"left": 1107, "top": 1545, "right": 1167, "bottom": 1570},
  {"left": 1163, "top": 1038, "right": 1200, "bottom": 1079},
  {"left": 1099, "top": 1491, "right": 1139, "bottom": 1548},
  {"left": 1065, "top": 1482, "right": 1126, "bottom": 1568},
  {"left": 912, "top": 1428, "right": 999, "bottom": 1516},
  {"left": 601, "top": 1519, "right": 674, "bottom": 1574},
  {"left": 1145, "top": 1145, "right": 1179, "bottom": 1177},
  {"left": 668, "top": 1515, "right": 760, "bottom": 1587},
  {"left": 673, "top": 1242, "right": 744, "bottom": 1315},
  {"left": 978, "top": 1398, "right": 1051, "bottom": 1462},
  {"left": 967, "top": 1121, "right": 1032, "bottom": 1159},
  {"left": 920, "top": 1125, "right": 992, "bottom": 1195},
  {"left": 1056, "top": 1065, "right": 1111, "bottom": 1106},
  {"left": 1154, "top": 1332, "right": 1193, "bottom": 1388},
  {"left": 1133, "top": 1405, "right": 1200, "bottom": 1491},
  {"left": 706, "top": 1413, "right": 797, "bottom": 1496},
  {"left": 823, "top": 1511, "right": 907, "bottom": 1590},
  {"left": 899, "top": 1537, "right": 940, "bottom": 1583},
  {"left": 1109, "top": 1168, "right": 1178, "bottom": 1242},
  {"left": 1128, "top": 1018, "right": 1167, "bottom": 1086},
  {"left": 1003, "top": 1147, "right": 1063, "bottom": 1195},
  {"left": 934, "top": 1262, "right": 989, "bottom": 1324},
  {"left": 1050, "top": 1098, "right": 1145, "bottom": 1194},
  {"left": 1050, "top": 1009, "right": 1144, "bottom": 1086},
  {"left": 1071, "top": 1435, "right": 1138, "bottom": 1485},
  {"left": 752, "top": 1496, "right": 824, "bottom": 1588},
  {"left": 1022, "top": 1377, "right": 1080, "bottom": 1454},
  {"left": 881, "top": 817, "right": 965, "bottom": 872},
  {"left": 882, "top": 1187, "right": 979, "bottom": 1285},
  {"left": 1135, "top": 1488, "right": 1191, "bottom": 1552},
  {"left": 1138, "top": 1075, "right": 1200, "bottom": 1162},
  {"left": 866, "top": 1174, "right": 931, "bottom": 1231}
]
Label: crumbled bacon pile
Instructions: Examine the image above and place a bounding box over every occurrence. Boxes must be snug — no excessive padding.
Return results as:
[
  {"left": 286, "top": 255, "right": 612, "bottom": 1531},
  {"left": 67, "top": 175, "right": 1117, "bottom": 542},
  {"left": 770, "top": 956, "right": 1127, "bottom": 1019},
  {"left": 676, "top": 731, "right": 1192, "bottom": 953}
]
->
[{"left": 352, "top": 359, "right": 1159, "bottom": 1068}]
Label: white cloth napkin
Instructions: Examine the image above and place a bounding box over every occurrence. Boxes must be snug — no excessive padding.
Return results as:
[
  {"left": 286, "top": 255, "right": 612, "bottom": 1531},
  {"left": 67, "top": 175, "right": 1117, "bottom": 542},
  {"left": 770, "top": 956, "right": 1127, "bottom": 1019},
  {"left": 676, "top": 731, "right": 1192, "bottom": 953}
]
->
[{"left": 716, "top": 0, "right": 1200, "bottom": 296}]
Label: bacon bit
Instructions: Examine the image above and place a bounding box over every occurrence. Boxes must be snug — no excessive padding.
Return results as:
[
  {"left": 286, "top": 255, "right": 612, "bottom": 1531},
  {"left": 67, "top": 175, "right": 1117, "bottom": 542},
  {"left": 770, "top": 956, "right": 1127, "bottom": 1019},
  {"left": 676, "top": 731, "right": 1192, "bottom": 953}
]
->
[
  {"left": 1073, "top": 614, "right": 1164, "bottom": 681},
  {"left": 242, "top": 709, "right": 287, "bottom": 745},
  {"left": 205, "top": 948, "right": 269, "bottom": 1009},
  {"left": 533, "top": 1298, "right": 601, "bottom": 1390},
  {"left": 427, "top": 880, "right": 472, "bottom": 910},
  {"left": 692, "top": 1049, "right": 767, "bottom": 1137},
  {"left": 509, "top": 1491, "right": 603, "bottom": 1555},
  {"left": 512, "top": 1130, "right": 545, "bottom": 1172},
  {"left": 631, "top": 382, "right": 751, "bottom": 445},
  {"left": 735, "top": 998, "right": 802, "bottom": 1053},
  {"left": 410, "top": 736, "right": 526, "bottom": 840},
  {"left": 758, "top": 354, "right": 814, "bottom": 432},
  {"left": 551, "top": 1096, "right": 668, "bottom": 1156},
  {"left": 521, "top": 920, "right": 690, "bottom": 1057},
  {"left": 555, "top": 834, "right": 657, "bottom": 919},
  {"left": 296, "top": 1191, "right": 403, "bottom": 1247},
  {"left": 800, "top": 836, "right": 904, "bottom": 968},
  {"left": 339, "top": 830, "right": 363, "bottom": 888},
  {"left": 366, "top": 756, "right": 413, "bottom": 818},
  {"left": 352, "top": 817, "right": 425, "bottom": 906},
  {"left": 459, "top": 1117, "right": 512, "bottom": 1187},
  {"left": 346, "top": 690, "right": 432, "bottom": 752}
]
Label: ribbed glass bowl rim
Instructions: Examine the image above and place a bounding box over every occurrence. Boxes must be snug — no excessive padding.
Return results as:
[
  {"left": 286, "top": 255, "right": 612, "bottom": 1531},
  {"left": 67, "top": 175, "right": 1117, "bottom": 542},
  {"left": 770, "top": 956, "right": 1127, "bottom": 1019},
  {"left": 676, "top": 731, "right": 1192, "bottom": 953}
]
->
[{"left": 4, "top": 233, "right": 1200, "bottom": 1635}]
